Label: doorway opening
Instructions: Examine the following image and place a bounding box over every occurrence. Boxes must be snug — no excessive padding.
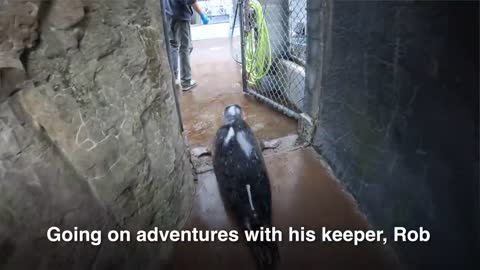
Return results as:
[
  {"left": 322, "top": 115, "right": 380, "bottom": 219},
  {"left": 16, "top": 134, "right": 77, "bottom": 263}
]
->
[{"left": 169, "top": 0, "right": 304, "bottom": 149}]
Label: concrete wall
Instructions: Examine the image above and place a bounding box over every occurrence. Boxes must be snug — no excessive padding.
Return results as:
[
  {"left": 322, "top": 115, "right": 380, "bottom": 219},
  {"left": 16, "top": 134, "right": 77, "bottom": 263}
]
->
[
  {"left": 306, "top": 1, "right": 478, "bottom": 269},
  {"left": 0, "top": 0, "right": 193, "bottom": 269}
]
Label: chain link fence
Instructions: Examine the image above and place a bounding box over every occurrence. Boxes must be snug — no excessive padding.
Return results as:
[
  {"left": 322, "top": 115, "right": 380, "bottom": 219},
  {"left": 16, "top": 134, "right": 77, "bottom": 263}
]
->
[{"left": 240, "top": 0, "right": 307, "bottom": 119}]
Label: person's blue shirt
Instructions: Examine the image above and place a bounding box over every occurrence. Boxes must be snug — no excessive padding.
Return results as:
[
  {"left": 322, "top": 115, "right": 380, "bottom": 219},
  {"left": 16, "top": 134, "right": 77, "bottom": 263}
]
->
[{"left": 164, "top": 0, "right": 197, "bottom": 21}]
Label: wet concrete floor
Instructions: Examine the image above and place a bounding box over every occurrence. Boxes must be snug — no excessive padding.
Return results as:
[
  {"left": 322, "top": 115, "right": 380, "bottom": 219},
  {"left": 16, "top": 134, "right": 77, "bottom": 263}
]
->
[
  {"left": 170, "top": 148, "right": 398, "bottom": 270},
  {"left": 177, "top": 38, "right": 297, "bottom": 147},
  {"left": 172, "top": 36, "right": 397, "bottom": 269}
]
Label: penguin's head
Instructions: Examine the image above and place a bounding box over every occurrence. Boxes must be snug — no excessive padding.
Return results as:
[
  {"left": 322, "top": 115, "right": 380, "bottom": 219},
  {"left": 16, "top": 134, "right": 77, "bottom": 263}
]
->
[{"left": 223, "top": 104, "right": 243, "bottom": 124}]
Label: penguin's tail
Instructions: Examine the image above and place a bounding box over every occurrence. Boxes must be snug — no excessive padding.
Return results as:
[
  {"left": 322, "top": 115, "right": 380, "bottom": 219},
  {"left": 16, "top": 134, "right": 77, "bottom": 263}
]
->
[{"left": 247, "top": 238, "right": 280, "bottom": 270}]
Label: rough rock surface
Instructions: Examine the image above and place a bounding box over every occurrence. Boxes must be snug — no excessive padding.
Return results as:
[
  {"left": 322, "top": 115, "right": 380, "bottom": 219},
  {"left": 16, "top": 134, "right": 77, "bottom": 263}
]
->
[
  {"left": 0, "top": 0, "right": 194, "bottom": 269},
  {"left": 0, "top": 0, "right": 41, "bottom": 100}
]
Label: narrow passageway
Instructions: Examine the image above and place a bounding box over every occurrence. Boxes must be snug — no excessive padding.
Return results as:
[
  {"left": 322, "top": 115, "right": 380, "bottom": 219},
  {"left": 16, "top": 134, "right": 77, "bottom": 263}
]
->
[
  {"left": 172, "top": 25, "right": 399, "bottom": 269},
  {"left": 178, "top": 37, "right": 297, "bottom": 147}
]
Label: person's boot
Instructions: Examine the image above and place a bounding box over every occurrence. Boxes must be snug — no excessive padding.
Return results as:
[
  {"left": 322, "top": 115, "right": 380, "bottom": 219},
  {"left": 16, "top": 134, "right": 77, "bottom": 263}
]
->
[{"left": 181, "top": 79, "right": 198, "bottom": 91}]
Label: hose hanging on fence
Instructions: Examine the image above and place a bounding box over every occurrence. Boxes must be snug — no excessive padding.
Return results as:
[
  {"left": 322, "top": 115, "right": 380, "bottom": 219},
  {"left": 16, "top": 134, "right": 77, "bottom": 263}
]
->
[{"left": 245, "top": 0, "right": 272, "bottom": 86}]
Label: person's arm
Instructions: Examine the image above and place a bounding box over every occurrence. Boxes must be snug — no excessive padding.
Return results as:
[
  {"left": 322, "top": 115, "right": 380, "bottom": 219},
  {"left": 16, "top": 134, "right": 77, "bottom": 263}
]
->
[
  {"left": 191, "top": 1, "right": 204, "bottom": 16},
  {"left": 191, "top": 1, "right": 209, "bottom": 24}
]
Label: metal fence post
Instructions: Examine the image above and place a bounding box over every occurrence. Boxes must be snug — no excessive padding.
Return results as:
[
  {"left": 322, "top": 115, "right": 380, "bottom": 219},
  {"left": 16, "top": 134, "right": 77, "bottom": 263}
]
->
[{"left": 239, "top": 0, "right": 248, "bottom": 93}]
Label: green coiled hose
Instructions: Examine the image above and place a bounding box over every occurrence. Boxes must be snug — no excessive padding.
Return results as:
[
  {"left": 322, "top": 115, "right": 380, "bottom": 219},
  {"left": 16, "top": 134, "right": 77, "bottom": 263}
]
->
[{"left": 245, "top": 0, "right": 272, "bottom": 86}]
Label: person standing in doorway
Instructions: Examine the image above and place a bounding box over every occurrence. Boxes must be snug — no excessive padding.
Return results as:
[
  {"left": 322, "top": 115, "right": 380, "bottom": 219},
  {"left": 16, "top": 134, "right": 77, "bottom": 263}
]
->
[{"left": 164, "top": 0, "right": 210, "bottom": 91}]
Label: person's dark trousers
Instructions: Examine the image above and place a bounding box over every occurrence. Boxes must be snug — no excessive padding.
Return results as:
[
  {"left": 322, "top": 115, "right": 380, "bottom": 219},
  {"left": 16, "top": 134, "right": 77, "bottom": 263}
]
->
[{"left": 166, "top": 15, "right": 193, "bottom": 85}]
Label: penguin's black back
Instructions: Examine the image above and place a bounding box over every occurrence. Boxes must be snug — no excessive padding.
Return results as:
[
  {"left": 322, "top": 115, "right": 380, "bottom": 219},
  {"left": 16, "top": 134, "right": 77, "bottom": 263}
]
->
[
  {"left": 212, "top": 118, "right": 272, "bottom": 229},
  {"left": 213, "top": 117, "right": 279, "bottom": 270}
]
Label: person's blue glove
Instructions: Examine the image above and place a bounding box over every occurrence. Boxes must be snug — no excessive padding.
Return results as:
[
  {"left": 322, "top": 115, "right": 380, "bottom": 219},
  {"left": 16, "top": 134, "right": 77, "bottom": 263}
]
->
[{"left": 200, "top": 13, "right": 209, "bottom": 25}]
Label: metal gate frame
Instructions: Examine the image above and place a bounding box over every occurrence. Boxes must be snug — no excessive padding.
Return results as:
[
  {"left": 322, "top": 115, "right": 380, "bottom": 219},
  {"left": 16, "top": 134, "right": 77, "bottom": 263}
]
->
[{"left": 239, "top": 0, "right": 307, "bottom": 120}]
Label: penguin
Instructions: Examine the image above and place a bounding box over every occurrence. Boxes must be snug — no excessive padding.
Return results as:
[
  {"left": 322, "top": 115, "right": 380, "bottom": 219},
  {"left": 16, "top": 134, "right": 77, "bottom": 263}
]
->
[{"left": 212, "top": 104, "right": 280, "bottom": 270}]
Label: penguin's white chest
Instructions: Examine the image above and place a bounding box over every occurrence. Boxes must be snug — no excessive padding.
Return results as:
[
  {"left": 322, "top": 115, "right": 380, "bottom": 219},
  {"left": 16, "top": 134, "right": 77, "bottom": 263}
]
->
[{"left": 224, "top": 127, "right": 235, "bottom": 145}]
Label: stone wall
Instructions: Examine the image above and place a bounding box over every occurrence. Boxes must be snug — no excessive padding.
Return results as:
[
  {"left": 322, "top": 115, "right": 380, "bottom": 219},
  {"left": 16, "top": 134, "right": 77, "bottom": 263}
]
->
[
  {"left": 306, "top": 1, "right": 478, "bottom": 269},
  {"left": 0, "top": 0, "right": 194, "bottom": 269}
]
